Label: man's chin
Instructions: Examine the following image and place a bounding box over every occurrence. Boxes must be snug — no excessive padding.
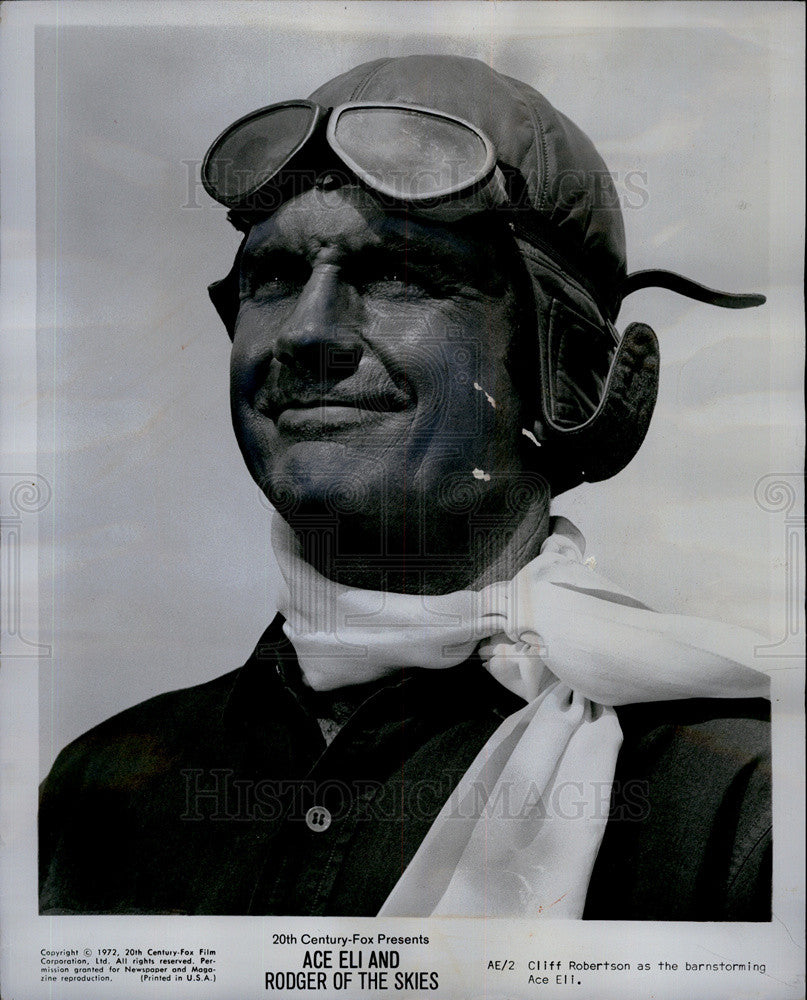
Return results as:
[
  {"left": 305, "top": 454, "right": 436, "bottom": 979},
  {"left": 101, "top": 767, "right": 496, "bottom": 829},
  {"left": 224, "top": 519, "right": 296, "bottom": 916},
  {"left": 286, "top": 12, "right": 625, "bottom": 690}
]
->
[{"left": 263, "top": 441, "right": 390, "bottom": 520}]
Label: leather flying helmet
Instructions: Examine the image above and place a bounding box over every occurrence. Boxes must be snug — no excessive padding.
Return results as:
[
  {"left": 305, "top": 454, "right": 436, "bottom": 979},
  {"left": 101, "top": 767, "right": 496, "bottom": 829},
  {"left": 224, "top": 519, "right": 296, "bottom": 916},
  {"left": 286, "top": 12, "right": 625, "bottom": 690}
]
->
[{"left": 206, "top": 55, "right": 765, "bottom": 494}]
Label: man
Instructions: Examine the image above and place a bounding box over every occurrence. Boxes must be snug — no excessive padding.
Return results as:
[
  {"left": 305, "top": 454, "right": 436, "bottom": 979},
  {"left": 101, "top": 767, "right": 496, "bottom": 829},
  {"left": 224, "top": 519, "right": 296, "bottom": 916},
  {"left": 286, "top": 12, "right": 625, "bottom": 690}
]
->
[{"left": 39, "top": 55, "right": 770, "bottom": 919}]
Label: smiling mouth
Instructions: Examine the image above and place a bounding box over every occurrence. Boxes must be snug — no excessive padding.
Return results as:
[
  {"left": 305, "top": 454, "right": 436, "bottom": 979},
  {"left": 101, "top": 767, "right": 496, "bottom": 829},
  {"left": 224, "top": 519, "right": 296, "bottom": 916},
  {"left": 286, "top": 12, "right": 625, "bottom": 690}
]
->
[
  {"left": 259, "top": 390, "right": 410, "bottom": 421},
  {"left": 280, "top": 399, "right": 375, "bottom": 412},
  {"left": 273, "top": 401, "right": 408, "bottom": 435}
]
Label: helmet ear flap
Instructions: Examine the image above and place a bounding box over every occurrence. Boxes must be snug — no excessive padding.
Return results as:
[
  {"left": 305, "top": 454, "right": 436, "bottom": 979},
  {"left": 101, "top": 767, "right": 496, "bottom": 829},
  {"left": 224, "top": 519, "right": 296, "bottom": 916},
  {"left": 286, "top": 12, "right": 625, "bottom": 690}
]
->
[
  {"left": 208, "top": 270, "right": 239, "bottom": 340},
  {"left": 539, "top": 320, "right": 660, "bottom": 490},
  {"left": 526, "top": 283, "right": 659, "bottom": 494},
  {"left": 584, "top": 321, "right": 660, "bottom": 481},
  {"left": 207, "top": 233, "right": 248, "bottom": 340}
]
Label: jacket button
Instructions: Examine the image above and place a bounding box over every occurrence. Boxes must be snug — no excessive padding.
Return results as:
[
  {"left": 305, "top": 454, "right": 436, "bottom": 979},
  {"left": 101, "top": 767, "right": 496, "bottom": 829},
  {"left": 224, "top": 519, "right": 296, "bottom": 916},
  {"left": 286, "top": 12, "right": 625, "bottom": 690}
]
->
[{"left": 305, "top": 806, "right": 332, "bottom": 832}]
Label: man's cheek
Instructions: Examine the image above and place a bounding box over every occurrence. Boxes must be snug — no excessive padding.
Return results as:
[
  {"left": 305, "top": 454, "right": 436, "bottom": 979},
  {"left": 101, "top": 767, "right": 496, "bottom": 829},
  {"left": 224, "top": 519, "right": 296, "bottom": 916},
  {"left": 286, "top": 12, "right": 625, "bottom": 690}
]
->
[
  {"left": 362, "top": 300, "right": 467, "bottom": 381},
  {"left": 231, "top": 405, "right": 277, "bottom": 489},
  {"left": 230, "top": 299, "right": 291, "bottom": 384}
]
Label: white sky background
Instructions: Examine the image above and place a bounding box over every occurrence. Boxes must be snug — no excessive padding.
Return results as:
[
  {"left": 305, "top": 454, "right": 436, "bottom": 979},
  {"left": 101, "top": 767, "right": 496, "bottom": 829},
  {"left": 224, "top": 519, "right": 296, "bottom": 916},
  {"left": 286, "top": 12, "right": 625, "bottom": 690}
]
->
[{"left": 18, "top": 2, "right": 804, "bottom": 772}]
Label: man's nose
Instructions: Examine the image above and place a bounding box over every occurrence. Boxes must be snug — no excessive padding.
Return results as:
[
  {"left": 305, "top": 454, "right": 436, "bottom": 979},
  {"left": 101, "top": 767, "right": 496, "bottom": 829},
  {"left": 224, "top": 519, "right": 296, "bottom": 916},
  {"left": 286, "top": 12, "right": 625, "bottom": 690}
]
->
[{"left": 274, "top": 263, "right": 363, "bottom": 380}]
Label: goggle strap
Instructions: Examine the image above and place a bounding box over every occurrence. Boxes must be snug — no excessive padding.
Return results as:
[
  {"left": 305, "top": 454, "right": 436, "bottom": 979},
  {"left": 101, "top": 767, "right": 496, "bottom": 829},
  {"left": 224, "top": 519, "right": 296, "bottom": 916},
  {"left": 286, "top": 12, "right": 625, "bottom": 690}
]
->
[{"left": 622, "top": 269, "right": 766, "bottom": 309}]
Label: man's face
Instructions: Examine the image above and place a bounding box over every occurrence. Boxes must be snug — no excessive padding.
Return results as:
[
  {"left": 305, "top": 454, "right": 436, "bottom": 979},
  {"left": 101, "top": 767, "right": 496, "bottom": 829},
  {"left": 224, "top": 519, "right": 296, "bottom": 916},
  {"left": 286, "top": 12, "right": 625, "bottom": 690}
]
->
[{"left": 230, "top": 184, "right": 535, "bottom": 557}]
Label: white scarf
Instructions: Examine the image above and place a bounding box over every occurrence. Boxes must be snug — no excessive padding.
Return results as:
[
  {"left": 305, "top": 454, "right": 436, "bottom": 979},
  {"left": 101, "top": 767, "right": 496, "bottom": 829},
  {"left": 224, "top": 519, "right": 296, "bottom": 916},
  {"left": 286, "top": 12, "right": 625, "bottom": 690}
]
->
[{"left": 272, "top": 514, "right": 769, "bottom": 917}]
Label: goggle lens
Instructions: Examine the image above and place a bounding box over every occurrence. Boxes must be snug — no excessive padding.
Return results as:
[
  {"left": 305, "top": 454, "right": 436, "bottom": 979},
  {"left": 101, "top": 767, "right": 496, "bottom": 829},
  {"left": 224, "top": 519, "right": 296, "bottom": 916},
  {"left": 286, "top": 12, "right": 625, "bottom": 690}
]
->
[
  {"left": 329, "top": 105, "right": 493, "bottom": 201},
  {"left": 203, "top": 102, "right": 320, "bottom": 206}
]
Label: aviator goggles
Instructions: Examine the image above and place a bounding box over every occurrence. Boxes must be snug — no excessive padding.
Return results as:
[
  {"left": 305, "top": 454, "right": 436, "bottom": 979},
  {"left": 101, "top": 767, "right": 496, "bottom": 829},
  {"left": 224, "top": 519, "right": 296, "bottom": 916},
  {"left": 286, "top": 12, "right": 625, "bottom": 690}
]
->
[
  {"left": 201, "top": 100, "right": 508, "bottom": 222},
  {"left": 204, "top": 99, "right": 767, "bottom": 318}
]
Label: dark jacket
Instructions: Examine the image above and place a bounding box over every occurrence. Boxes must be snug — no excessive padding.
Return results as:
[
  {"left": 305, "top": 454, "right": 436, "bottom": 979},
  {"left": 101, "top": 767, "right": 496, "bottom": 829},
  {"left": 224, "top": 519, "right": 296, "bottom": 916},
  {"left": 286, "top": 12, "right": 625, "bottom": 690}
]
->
[{"left": 39, "top": 616, "right": 771, "bottom": 919}]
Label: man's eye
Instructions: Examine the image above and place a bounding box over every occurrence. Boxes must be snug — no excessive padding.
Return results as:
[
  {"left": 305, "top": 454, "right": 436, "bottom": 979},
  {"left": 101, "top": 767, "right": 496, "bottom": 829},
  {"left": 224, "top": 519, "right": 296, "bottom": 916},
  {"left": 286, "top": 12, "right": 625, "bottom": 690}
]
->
[
  {"left": 357, "top": 264, "right": 429, "bottom": 296},
  {"left": 242, "top": 259, "right": 311, "bottom": 299},
  {"left": 360, "top": 267, "right": 406, "bottom": 288}
]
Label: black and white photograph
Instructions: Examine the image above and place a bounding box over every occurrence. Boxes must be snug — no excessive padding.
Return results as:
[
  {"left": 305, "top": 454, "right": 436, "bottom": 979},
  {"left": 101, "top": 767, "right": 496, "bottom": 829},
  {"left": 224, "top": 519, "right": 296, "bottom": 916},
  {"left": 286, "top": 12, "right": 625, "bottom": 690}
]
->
[{"left": 1, "top": 2, "right": 804, "bottom": 998}]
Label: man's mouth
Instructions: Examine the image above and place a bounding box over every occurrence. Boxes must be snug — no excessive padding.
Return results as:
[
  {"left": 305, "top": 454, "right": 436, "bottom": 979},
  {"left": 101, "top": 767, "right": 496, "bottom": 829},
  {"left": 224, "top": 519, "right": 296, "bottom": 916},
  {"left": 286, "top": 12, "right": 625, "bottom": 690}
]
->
[
  {"left": 271, "top": 397, "right": 410, "bottom": 435},
  {"left": 255, "top": 384, "right": 411, "bottom": 422}
]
